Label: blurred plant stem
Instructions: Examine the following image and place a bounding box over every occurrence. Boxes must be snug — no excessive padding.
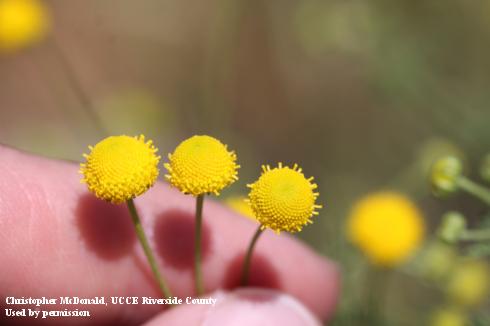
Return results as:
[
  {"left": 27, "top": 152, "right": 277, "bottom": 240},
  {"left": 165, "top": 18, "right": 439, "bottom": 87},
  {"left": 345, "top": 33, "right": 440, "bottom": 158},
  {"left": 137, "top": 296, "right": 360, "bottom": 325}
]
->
[
  {"left": 457, "top": 176, "right": 490, "bottom": 206},
  {"left": 361, "top": 264, "right": 392, "bottom": 326},
  {"left": 48, "top": 37, "right": 107, "bottom": 137},
  {"left": 196, "top": 0, "right": 245, "bottom": 133},
  {"left": 460, "top": 228, "right": 490, "bottom": 242}
]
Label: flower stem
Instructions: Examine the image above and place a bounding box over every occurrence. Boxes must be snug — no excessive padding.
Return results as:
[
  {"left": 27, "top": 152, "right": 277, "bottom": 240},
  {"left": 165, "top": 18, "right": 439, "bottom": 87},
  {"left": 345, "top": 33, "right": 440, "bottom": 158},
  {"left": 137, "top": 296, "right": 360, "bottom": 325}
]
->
[
  {"left": 240, "top": 225, "right": 264, "bottom": 286},
  {"left": 127, "top": 199, "right": 173, "bottom": 299},
  {"left": 361, "top": 265, "right": 391, "bottom": 326},
  {"left": 195, "top": 194, "right": 205, "bottom": 296},
  {"left": 460, "top": 229, "right": 490, "bottom": 242},
  {"left": 457, "top": 177, "right": 490, "bottom": 206}
]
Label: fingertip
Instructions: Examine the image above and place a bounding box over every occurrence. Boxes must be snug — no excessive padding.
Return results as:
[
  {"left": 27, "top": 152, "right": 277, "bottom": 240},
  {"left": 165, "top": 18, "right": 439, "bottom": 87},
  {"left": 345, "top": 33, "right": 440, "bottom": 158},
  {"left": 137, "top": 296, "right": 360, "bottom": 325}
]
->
[
  {"left": 143, "top": 301, "right": 210, "bottom": 326},
  {"left": 250, "top": 231, "right": 341, "bottom": 321},
  {"left": 313, "top": 257, "right": 341, "bottom": 321},
  {"left": 144, "top": 289, "right": 322, "bottom": 326}
]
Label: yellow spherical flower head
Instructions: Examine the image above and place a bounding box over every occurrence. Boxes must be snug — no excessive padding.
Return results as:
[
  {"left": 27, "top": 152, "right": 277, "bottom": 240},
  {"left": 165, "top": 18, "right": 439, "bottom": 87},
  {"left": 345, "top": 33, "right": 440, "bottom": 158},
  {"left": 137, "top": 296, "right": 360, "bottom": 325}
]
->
[
  {"left": 430, "top": 308, "right": 468, "bottom": 326},
  {"left": 347, "top": 192, "right": 425, "bottom": 267},
  {"left": 0, "top": 0, "right": 49, "bottom": 52},
  {"left": 80, "top": 135, "right": 160, "bottom": 204},
  {"left": 164, "top": 135, "right": 239, "bottom": 196},
  {"left": 247, "top": 163, "right": 321, "bottom": 233},
  {"left": 447, "top": 260, "right": 489, "bottom": 307},
  {"left": 225, "top": 196, "right": 256, "bottom": 220}
]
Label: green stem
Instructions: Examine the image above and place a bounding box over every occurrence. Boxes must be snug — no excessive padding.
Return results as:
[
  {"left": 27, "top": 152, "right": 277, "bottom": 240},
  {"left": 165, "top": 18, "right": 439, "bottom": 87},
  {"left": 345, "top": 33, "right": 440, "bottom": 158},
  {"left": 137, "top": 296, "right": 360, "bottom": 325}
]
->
[
  {"left": 240, "top": 225, "right": 264, "bottom": 286},
  {"left": 457, "top": 177, "right": 490, "bottom": 206},
  {"left": 460, "top": 229, "right": 490, "bottom": 242},
  {"left": 127, "top": 199, "right": 173, "bottom": 299},
  {"left": 195, "top": 194, "right": 205, "bottom": 296},
  {"left": 361, "top": 265, "right": 391, "bottom": 326}
]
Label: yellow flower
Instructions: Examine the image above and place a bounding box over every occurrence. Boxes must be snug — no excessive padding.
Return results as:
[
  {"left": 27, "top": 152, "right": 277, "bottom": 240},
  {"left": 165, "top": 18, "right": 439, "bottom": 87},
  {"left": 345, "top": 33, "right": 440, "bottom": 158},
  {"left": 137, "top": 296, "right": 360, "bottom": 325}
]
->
[
  {"left": 430, "top": 308, "right": 468, "bottom": 326},
  {"left": 225, "top": 196, "right": 255, "bottom": 220},
  {"left": 0, "top": 0, "right": 49, "bottom": 52},
  {"left": 247, "top": 163, "right": 321, "bottom": 233},
  {"left": 447, "top": 260, "right": 489, "bottom": 307},
  {"left": 80, "top": 135, "right": 160, "bottom": 204},
  {"left": 347, "top": 192, "right": 425, "bottom": 266},
  {"left": 164, "top": 135, "right": 239, "bottom": 196},
  {"left": 418, "top": 241, "right": 457, "bottom": 281}
]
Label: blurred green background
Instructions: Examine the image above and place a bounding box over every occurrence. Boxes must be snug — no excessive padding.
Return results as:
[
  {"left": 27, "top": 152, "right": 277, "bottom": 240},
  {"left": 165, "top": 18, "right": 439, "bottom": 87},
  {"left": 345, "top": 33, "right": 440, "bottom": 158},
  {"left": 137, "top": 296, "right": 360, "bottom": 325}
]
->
[{"left": 1, "top": 0, "right": 489, "bottom": 325}]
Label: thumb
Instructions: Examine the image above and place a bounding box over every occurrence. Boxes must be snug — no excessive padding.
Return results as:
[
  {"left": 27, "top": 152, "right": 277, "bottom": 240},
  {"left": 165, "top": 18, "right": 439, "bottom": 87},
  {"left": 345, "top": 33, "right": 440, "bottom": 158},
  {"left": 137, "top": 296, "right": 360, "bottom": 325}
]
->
[{"left": 144, "top": 288, "right": 322, "bottom": 326}]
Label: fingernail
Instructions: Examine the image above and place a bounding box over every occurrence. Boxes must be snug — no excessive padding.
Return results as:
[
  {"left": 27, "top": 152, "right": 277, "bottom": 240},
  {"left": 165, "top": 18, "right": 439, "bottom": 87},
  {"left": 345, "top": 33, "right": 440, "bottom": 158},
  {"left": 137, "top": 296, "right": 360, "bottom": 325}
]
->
[{"left": 202, "top": 288, "right": 322, "bottom": 326}]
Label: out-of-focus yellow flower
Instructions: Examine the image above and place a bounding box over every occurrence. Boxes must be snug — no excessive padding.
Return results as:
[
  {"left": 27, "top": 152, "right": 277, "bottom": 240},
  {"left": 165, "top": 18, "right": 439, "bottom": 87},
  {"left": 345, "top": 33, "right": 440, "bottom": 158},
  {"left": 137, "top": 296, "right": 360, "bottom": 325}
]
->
[
  {"left": 247, "top": 163, "right": 321, "bottom": 233},
  {"left": 80, "top": 135, "right": 160, "bottom": 204},
  {"left": 225, "top": 196, "right": 255, "bottom": 220},
  {"left": 418, "top": 242, "right": 457, "bottom": 281},
  {"left": 447, "top": 260, "right": 489, "bottom": 307},
  {"left": 430, "top": 307, "right": 468, "bottom": 326},
  {"left": 347, "top": 192, "right": 425, "bottom": 266},
  {"left": 164, "top": 135, "right": 239, "bottom": 196},
  {"left": 0, "top": 0, "right": 49, "bottom": 52}
]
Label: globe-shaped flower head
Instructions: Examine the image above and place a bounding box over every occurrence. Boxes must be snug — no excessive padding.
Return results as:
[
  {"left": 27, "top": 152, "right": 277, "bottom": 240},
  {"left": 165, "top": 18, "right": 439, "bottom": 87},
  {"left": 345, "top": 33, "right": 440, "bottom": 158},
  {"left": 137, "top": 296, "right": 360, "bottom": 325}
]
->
[
  {"left": 248, "top": 163, "right": 321, "bottom": 233},
  {"left": 430, "top": 308, "right": 468, "bottom": 326},
  {"left": 347, "top": 192, "right": 425, "bottom": 266},
  {"left": 447, "top": 260, "right": 489, "bottom": 307},
  {"left": 0, "top": 0, "right": 49, "bottom": 52},
  {"left": 80, "top": 135, "right": 160, "bottom": 204},
  {"left": 165, "top": 135, "right": 239, "bottom": 196}
]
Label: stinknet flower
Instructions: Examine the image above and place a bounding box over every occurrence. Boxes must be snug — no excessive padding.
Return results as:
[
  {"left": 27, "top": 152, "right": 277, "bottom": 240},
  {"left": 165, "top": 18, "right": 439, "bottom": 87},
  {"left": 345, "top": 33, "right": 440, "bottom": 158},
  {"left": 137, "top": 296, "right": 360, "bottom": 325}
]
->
[
  {"left": 430, "top": 307, "right": 468, "bottom": 326},
  {"left": 247, "top": 163, "right": 321, "bottom": 233},
  {"left": 447, "top": 259, "right": 489, "bottom": 307},
  {"left": 80, "top": 135, "right": 160, "bottom": 204},
  {"left": 347, "top": 192, "right": 425, "bottom": 266},
  {"left": 164, "top": 135, "right": 239, "bottom": 196},
  {"left": 0, "top": 0, "right": 49, "bottom": 51}
]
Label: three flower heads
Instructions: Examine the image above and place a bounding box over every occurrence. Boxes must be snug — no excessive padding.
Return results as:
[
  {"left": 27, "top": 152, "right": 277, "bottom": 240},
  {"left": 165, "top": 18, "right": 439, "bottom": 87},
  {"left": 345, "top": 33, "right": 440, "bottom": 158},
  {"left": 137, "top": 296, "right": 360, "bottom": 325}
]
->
[
  {"left": 80, "top": 134, "right": 322, "bottom": 295},
  {"left": 80, "top": 134, "right": 322, "bottom": 234}
]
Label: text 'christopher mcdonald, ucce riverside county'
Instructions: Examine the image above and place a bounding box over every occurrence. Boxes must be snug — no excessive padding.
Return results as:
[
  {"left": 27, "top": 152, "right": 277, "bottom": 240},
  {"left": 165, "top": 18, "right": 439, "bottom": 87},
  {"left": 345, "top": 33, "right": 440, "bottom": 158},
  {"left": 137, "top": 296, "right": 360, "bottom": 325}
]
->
[{"left": 5, "top": 296, "right": 218, "bottom": 306}]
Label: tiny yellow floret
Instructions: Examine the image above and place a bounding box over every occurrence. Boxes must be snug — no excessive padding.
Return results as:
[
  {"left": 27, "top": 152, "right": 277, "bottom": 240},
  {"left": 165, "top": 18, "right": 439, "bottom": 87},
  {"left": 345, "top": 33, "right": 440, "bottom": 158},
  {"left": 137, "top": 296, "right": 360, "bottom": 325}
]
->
[
  {"left": 247, "top": 163, "right": 321, "bottom": 233},
  {"left": 164, "top": 135, "right": 239, "bottom": 196},
  {"left": 80, "top": 135, "right": 160, "bottom": 204},
  {"left": 0, "top": 0, "right": 49, "bottom": 52},
  {"left": 347, "top": 192, "right": 425, "bottom": 266}
]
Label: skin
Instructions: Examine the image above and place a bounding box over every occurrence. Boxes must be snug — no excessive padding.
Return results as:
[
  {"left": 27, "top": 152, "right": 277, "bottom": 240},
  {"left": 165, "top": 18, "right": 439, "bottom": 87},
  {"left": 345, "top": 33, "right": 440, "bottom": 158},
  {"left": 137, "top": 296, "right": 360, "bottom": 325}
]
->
[{"left": 0, "top": 145, "right": 340, "bottom": 325}]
